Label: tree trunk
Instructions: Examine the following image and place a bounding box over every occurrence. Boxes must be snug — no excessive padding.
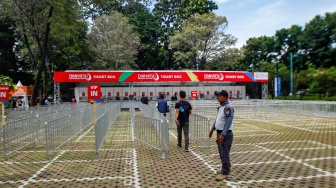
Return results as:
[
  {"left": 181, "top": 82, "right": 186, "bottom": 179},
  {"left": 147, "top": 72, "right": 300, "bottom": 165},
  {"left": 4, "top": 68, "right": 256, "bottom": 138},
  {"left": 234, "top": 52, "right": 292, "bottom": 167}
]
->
[{"left": 30, "top": 6, "right": 53, "bottom": 106}]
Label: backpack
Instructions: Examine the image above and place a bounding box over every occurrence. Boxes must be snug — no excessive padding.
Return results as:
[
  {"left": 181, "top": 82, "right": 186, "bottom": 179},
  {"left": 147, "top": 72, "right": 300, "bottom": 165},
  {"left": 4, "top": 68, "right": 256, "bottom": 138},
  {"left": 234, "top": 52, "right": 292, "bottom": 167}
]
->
[{"left": 177, "top": 101, "right": 189, "bottom": 123}]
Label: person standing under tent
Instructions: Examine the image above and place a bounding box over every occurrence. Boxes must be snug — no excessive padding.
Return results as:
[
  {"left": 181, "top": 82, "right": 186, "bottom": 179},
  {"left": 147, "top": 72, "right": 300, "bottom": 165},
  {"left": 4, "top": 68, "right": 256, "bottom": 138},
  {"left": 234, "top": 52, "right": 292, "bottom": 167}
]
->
[
  {"left": 16, "top": 98, "right": 22, "bottom": 108},
  {"left": 171, "top": 93, "right": 178, "bottom": 108},
  {"left": 12, "top": 97, "right": 17, "bottom": 108},
  {"left": 141, "top": 94, "right": 147, "bottom": 104},
  {"left": 171, "top": 93, "right": 177, "bottom": 101},
  {"left": 156, "top": 93, "right": 169, "bottom": 116},
  {"left": 209, "top": 90, "right": 234, "bottom": 181},
  {"left": 72, "top": 96, "right": 77, "bottom": 104},
  {"left": 44, "top": 97, "right": 51, "bottom": 106}
]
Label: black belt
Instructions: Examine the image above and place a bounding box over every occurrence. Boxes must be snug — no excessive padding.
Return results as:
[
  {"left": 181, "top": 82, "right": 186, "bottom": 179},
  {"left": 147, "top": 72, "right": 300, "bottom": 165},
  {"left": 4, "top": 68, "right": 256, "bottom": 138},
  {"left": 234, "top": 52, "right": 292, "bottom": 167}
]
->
[{"left": 217, "top": 130, "right": 232, "bottom": 133}]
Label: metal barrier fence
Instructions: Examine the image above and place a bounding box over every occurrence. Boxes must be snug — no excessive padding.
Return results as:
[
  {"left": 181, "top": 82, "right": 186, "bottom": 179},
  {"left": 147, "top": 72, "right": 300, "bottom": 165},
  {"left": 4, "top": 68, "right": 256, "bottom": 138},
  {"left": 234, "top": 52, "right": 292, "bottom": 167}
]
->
[
  {"left": 167, "top": 105, "right": 211, "bottom": 154},
  {"left": 3, "top": 116, "right": 40, "bottom": 160},
  {"left": 130, "top": 103, "right": 135, "bottom": 142},
  {"left": 45, "top": 103, "right": 120, "bottom": 158},
  {"left": 45, "top": 105, "right": 96, "bottom": 159},
  {"left": 130, "top": 103, "right": 135, "bottom": 124},
  {"left": 95, "top": 103, "right": 121, "bottom": 154},
  {"left": 191, "top": 99, "right": 336, "bottom": 119},
  {"left": 45, "top": 115, "right": 71, "bottom": 159},
  {"left": 189, "top": 114, "right": 211, "bottom": 154},
  {"left": 141, "top": 103, "right": 170, "bottom": 152},
  {"left": 138, "top": 103, "right": 169, "bottom": 158},
  {"left": 134, "top": 115, "right": 168, "bottom": 159},
  {"left": 1, "top": 102, "right": 121, "bottom": 160},
  {"left": 3, "top": 103, "right": 92, "bottom": 122}
]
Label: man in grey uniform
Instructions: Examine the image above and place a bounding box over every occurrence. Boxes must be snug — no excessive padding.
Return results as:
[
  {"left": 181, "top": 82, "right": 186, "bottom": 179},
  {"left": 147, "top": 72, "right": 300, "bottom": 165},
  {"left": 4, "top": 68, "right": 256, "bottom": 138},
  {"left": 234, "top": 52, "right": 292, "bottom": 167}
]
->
[{"left": 209, "top": 90, "right": 234, "bottom": 181}]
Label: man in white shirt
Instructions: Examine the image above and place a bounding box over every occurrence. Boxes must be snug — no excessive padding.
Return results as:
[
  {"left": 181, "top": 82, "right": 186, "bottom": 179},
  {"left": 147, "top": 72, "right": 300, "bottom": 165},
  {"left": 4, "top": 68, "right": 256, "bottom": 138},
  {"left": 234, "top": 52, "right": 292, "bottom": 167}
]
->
[{"left": 209, "top": 90, "right": 234, "bottom": 181}]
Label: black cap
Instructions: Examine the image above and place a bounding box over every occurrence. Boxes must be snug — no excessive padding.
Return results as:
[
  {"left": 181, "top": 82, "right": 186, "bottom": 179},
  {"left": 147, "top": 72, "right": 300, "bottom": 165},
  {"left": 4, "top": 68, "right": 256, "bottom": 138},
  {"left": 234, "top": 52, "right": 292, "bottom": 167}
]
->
[{"left": 215, "top": 90, "right": 229, "bottom": 97}]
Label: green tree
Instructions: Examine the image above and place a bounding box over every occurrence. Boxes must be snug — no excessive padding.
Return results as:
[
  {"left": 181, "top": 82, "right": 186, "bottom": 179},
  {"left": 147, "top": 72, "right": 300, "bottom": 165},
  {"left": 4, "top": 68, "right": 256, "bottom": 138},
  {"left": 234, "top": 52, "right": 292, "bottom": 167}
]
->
[
  {"left": 52, "top": 21, "right": 93, "bottom": 71},
  {"left": 0, "top": 18, "right": 17, "bottom": 78},
  {"left": 0, "top": 0, "right": 82, "bottom": 105},
  {"left": 87, "top": 11, "right": 143, "bottom": 70},
  {"left": 153, "top": 0, "right": 218, "bottom": 69},
  {"left": 239, "top": 36, "right": 276, "bottom": 71},
  {"left": 121, "top": 3, "right": 164, "bottom": 70},
  {"left": 170, "top": 13, "right": 236, "bottom": 70},
  {"left": 0, "top": 75, "right": 15, "bottom": 90},
  {"left": 306, "top": 66, "right": 336, "bottom": 96},
  {"left": 304, "top": 12, "right": 336, "bottom": 68},
  {"left": 206, "top": 48, "right": 242, "bottom": 70}
]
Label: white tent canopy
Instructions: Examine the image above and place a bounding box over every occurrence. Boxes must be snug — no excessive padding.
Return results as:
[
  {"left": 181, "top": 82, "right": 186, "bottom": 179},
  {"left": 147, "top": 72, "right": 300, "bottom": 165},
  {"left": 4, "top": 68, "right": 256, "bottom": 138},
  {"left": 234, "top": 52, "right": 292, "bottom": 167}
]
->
[{"left": 12, "top": 81, "right": 29, "bottom": 108}]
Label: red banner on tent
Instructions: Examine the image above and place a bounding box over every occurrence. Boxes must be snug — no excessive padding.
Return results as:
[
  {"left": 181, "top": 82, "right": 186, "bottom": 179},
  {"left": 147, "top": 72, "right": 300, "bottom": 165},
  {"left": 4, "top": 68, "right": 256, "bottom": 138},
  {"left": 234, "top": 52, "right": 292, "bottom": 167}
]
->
[
  {"left": 54, "top": 71, "right": 122, "bottom": 82},
  {"left": 54, "top": 71, "right": 268, "bottom": 83},
  {"left": 122, "top": 71, "right": 192, "bottom": 82},
  {"left": 192, "top": 71, "right": 256, "bottom": 82}
]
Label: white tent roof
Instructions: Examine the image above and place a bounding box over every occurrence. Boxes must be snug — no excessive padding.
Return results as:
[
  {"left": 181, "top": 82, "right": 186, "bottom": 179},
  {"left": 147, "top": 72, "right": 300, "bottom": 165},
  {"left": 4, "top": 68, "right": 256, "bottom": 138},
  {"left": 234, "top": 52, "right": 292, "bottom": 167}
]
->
[{"left": 17, "top": 80, "right": 23, "bottom": 86}]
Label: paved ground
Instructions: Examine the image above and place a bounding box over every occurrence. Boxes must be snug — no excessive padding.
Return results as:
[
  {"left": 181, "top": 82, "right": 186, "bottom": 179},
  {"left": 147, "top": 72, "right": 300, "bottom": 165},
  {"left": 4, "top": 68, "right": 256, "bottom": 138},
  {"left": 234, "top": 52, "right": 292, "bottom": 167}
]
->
[{"left": 0, "top": 109, "right": 335, "bottom": 188}]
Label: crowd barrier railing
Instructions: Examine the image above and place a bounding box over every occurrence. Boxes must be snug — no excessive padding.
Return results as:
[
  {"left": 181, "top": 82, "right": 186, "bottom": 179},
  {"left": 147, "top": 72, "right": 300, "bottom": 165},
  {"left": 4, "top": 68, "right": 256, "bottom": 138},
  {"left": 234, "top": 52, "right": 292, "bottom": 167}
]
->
[
  {"left": 45, "top": 115, "right": 70, "bottom": 159},
  {"left": 138, "top": 103, "right": 169, "bottom": 159},
  {"left": 95, "top": 103, "right": 121, "bottom": 154},
  {"left": 3, "top": 116, "right": 40, "bottom": 160},
  {"left": 134, "top": 115, "right": 168, "bottom": 159},
  {"left": 189, "top": 114, "right": 211, "bottom": 154}
]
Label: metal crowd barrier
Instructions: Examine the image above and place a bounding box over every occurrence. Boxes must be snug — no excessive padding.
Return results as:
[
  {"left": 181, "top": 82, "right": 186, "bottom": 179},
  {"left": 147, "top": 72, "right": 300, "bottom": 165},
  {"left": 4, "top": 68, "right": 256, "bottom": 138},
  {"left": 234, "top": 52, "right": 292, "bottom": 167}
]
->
[
  {"left": 45, "top": 104, "right": 105, "bottom": 159},
  {"left": 168, "top": 105, "right": 211, "bottom": 154},
  {"left": 138, "top": 103, "right": 169, "bottom": 159},
  {"left": 3, "top": 116, "right": 40, "bottom": 160},
  {"left": 45, "top": 115, "right": 71, "bottom": 159},
  {"left": 134, "top": 115, "right": 169, "bottom": 159},
  {"left": 130, "top": 103, "right": 135, "bottom": 124},
  {"left": 191, "top": 99, "right": 336, "bottom": 120},
  {"left": 189, "top": 114, "right": 211, "bottom": 154},
  {"left": 141, "top": 103, "right": 170, "bottom": 152},
  {"left": 95, "top": 103, "right": 121, "bottom": 154},
  {"left": 2, "top": 103, "right": 101, "bottom": 160}
]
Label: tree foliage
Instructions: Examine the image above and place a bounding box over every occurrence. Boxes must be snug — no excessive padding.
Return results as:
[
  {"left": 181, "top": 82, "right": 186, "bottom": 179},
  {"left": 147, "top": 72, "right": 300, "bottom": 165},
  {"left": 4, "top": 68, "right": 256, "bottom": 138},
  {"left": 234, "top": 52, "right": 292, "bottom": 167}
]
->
[
  {"left": 0, "top": 75, "right": 15, "bottom": 90},
  {"left": 87, "top": 11, "right": 143, "bottom": 70},
  {"left": 305, "top": 66, "right": 336, "bottom": 95},
  {"left": 0, "top": 0, "right": 83, "bottom": 104},
  {"left": 240, "top": 12, "right": 336, "bottom": 96},
  {"left": 206, "top": 48, "right": 242, "bottom": 70},
  {"left": 153, "top": 0, "right": 218, "bottom": 69},
  {"left": 1, "top": 0, "right": 335, "bottom": 101},
  {"left": 170, "top": 13, "right": 236, "bottom": 70},
  {"left": 0, "top": 18, "right": 19, "bottom": 78},
  {"left": 121, "top": 2, "right": 164, "bottom": 70}
]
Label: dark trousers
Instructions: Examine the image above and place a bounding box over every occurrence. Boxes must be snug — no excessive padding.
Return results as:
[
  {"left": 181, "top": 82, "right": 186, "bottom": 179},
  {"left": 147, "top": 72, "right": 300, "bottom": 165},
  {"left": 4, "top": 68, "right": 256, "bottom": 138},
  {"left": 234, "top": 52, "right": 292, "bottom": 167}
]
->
[
  {"left": 177, "top": 122, "right": 189, "bottom": 150},
  {"left": 217, "top": 130, "right": 233, "bottom": 175}
]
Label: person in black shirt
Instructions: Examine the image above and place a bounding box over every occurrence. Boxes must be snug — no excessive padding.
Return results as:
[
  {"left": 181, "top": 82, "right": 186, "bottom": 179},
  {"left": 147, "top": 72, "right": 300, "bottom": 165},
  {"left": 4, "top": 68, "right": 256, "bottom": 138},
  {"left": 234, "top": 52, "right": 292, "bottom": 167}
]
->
[
  {"left": 140, "top": 94, "right": 147, "bottom": 104},
  {"left": 12, "top": 97, "right": 17, "bottom": 108},
  {"left": 171, "top": 93, "right": 177, "bottom": 101},
  {"left": 174, "top": 90, "right": 192, "bottom": 152}
]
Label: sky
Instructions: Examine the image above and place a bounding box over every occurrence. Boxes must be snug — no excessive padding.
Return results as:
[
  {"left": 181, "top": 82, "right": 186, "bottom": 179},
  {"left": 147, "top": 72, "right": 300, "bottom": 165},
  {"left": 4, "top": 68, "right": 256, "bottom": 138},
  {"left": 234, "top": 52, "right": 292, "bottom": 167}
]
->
[{"left": 213, "top": 0, "right": 336, "bottom": 48}]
